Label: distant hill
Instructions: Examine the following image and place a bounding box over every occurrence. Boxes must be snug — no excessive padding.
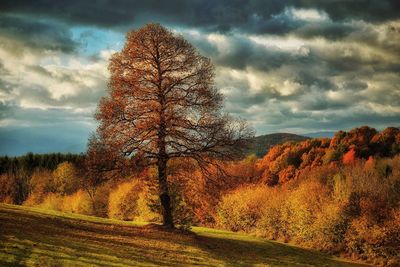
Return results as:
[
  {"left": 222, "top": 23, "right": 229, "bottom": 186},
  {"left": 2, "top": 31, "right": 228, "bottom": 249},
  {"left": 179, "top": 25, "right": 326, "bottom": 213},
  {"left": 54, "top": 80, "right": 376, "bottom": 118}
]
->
[
  {"left": 304, "top": 131, "right": 336, "bottom": 138},
  {"left": 246, "top": 133, "right": 309, "bottom": 157}
]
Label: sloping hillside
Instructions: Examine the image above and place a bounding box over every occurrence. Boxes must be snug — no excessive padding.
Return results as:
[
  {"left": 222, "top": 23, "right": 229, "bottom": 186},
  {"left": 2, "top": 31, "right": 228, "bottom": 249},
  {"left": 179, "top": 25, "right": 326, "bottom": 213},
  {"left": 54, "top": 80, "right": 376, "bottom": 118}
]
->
[
  {"left": 0, "top": 204, "right": 367, "bottom": 267},
  {"left": 247, "top": 133, "right": 309, "bottom": 157}
]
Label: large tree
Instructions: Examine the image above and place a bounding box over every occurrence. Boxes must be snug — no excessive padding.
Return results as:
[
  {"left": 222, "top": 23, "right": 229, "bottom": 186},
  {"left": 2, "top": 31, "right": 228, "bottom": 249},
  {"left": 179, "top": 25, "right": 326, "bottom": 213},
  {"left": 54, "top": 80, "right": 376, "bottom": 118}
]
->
[{"left": 95, "top": 23, "right": 252, "bottom": 228}]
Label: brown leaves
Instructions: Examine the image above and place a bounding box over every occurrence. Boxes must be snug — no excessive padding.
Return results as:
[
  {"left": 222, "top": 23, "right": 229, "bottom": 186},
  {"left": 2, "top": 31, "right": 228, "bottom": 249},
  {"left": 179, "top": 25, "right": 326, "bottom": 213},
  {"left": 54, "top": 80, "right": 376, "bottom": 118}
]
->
[{"left": 95, "top": 23, "right": 253, "bottom": 164}]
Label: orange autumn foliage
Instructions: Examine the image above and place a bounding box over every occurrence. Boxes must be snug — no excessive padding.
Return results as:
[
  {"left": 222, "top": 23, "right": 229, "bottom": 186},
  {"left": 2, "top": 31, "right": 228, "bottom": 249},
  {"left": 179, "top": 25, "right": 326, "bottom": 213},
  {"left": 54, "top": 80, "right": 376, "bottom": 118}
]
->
[
  {"left": 6, "top": 125, "right": 400, "bottom": 265},
  {"left": 217, "top": 156, "right": 400, "bottom": 265},
  {"left": 343, "top": 148, "right": 357, "bottom": 165},
  {"left": 257, "top": 126, "right": 400, "bottom": 187},
  {"left": 364, "top": 156, "right": 375, "bottom": 170}
]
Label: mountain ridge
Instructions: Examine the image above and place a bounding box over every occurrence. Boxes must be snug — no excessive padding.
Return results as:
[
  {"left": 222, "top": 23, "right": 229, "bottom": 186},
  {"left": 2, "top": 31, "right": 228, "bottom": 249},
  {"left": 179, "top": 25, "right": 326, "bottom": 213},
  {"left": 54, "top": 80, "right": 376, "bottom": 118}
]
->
[{"left": 247, "top": 133, "right": 309, "bottom": 157}]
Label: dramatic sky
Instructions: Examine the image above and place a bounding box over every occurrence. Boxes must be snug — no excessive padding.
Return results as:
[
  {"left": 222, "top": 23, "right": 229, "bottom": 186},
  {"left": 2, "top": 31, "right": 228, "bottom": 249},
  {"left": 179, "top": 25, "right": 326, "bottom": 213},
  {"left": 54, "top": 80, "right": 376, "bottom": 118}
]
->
[{"left": 0, "top": 0, "right": 399, "bottom": 155}]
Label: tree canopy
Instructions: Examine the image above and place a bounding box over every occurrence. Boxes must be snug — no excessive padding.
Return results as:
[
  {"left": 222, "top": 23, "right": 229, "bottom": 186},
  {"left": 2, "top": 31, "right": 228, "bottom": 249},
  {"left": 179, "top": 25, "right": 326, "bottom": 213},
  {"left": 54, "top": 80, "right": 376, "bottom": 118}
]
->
[{"left": 94, "top": 23, "right": 253, "bottom": 227}]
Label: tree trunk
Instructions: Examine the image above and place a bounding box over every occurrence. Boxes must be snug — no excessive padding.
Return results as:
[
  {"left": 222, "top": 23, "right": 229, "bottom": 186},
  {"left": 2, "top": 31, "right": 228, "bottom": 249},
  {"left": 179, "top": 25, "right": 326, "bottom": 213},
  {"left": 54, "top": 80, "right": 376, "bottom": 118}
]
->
[{"left": 157, "top": 158, "right": 174, "bottom": 228}]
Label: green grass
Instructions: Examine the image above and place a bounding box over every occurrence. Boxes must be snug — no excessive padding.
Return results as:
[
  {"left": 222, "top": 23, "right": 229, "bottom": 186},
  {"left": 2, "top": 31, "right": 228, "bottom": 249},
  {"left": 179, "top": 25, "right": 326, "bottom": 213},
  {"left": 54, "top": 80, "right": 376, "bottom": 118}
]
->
[{"left": 0, "top": 203, "right": 368, "bottom": 266}]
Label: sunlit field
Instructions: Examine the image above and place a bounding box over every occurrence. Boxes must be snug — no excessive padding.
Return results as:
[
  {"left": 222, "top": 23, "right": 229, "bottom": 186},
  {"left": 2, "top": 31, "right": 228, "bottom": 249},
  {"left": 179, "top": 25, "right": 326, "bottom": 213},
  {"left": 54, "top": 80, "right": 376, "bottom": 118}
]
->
[{"left": 0, "top": 204, "right": 367, "bottom": 267}]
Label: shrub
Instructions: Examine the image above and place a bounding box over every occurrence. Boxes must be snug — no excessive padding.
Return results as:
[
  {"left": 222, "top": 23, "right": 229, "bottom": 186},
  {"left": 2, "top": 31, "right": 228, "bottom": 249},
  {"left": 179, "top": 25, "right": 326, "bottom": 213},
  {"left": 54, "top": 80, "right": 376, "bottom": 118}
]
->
[
  {"left": 24, "top": 191, "right": 45, "bottom": 207},
  {"left": 24, "top": 169, "right": 54, "bottom": 206},
  {"left": 62, "top": 190, "right": 93, "bottom": 215},
  {"left": 256, "top": 188, "right": 288, "bottom": 240},
  {"left": 332, "top": 173, "right": 352, "bottom": 202},
  {"left": 284, "top": 179, "right": 331, "bottom": 244},
  {"left": 108, "top": 179, "right": 143, "bottom": 220},
  {"left": 134, "top": 183, "right": 160, "bottom": 223},
  {"left": 323, "top": 149, "right": 342, "bottom": 164},
  {"left": 52, "top": 162, "right": 80, "bottom": 195},
  {"left": 278, "top": 165, "right": 297, "bottom": 183},
  {"left": 261, "top": 169, "right": 279, "bottom": 186},
  {"left": 0, "top": 173, "right": 17, "bottom": 204},
  {"left": 168, "top": 181, "right": 195, "bottom": 229},
  {"left": 343, "top": 148, "right": 357, "bottom": 165},
  {"left": 38, "top": 193, "right": 64, "bottom": 211},
  {"left": 216, "top": 185, "right": 269, "bottom": 232},
  {"left": 344, "top": 210, "right": 400, "bottom": 265},
  {"left": 91, "top": 183, "right": 112, "bottom": 218},
  {"left": 312, "top": 201, "right": 348, "bottom": 251}
]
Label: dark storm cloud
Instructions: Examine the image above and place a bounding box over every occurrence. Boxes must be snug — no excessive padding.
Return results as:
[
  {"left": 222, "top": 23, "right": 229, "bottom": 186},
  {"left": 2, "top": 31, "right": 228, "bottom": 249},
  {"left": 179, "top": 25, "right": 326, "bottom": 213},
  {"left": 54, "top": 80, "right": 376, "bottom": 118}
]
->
[
  {"left": 254, "top": 101, "right": 400, "bottom": 134},
  {"left": 0, "top": 101, "right": 13, "bottom": 120},
  {"left": 312, "top": 45, "right": 398, "bottom": 75},
  {"left": 296, "top": 0, "right": 400, "bottom": 22},
  {"left": 294, "top": 22, "right": 358, "bottom": 40},
  {"left": 297, "top": 91, "right": 357, "bottom": 111},
  {"left": 0, "top": 15, "right": 78, "bottom": 53},
  {"left": 242, "top": 9, "right": 302, "bottom": 35},
  {"left": 0, "top": 0, "right": 193, "bottom": 28},
  {"left": 343, "top": 80, "right": 368, "bottom": 91},
  {"left": 0, "top": 62, "right": 12, "bottom": 94},
  {"left": 1, "top": 0, "right": 398, "bottom": 31},
  {"left": 200, "top": 36, "right": 304, "bottom": 71},
  {"left": 292, "top": 70, "right": 337, "bottom": 91},
  {"left": 223, "top": 86, "right": 270, "bottom": 108},
  {"left": 0, "top": 0, "right": 399, "bottom": 154}
]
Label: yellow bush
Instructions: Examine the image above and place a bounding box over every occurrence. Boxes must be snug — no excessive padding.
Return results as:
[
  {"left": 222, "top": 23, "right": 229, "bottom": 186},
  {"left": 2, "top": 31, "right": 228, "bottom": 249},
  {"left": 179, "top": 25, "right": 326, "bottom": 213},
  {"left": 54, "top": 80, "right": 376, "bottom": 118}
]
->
[
  {"left": 108, "top": 180, "right": 143, "bottom": 220},
  {"left": 216, "top": 185, "right": 269, "bottom": 232},
  {"left": 53, "top": 162, "right": 79, "bottom": 195},
  {"left": 285, "top": 179, "right": 330, "bottom": 243},
  {"left": 92, "top": 183, "right": 112, "bottom": 218},
  {"left": 332, "top": 173, "right": 352, "bottom": 202},
  {"left": 256, "top": 188, "right": 288, "bottom": 240},
  {"left": 24, "top": 191, "right": 46, "bottom": 206},
  {"left": 312, "top": 201, "right": 347, "bottom": 251},
  {"left": 135, "top": 186, "right": 160, "bottom": 222},
  {"left": 27, "top": 190, "right": 93, "bottom": 216},
  {"left": 38, "top": 193, "right": 64, "bottom": 211},
  {"left": 217, "top": 178, "right": 348, "bottom": 249},
  {"left": 62, "top": 190, "right": 93, "bottom": 215},
  {"left": 29, "top": 169, "right": 54, "bottom": 194},
  {"left": 24, "top": 170, "right": 54, "bottom": 207}
]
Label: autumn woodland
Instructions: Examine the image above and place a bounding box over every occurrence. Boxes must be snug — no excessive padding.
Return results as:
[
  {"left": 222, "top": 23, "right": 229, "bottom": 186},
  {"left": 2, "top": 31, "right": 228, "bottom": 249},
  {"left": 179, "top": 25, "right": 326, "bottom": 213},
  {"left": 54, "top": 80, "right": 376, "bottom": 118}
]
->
[{"left": 1, "top": 16, "right": 400, "bottom": 267}]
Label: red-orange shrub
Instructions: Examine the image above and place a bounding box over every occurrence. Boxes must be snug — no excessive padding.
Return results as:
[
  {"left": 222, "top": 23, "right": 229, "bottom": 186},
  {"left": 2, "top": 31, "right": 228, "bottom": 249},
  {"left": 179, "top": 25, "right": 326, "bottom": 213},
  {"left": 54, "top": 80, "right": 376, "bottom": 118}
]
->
[{"left": 343, "top": 148, "right": 357, "bottom": 165}]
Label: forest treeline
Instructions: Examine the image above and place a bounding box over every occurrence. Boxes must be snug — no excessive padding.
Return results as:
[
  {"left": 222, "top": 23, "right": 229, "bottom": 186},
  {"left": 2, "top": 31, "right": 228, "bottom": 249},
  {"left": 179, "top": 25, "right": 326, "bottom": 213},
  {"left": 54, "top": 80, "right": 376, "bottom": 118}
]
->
[
  {"left": 0, "top": 153, "right": 84, "bottom": 204},
  {"left": 1, "top": 126, "right": 399, "bottom": 266}
]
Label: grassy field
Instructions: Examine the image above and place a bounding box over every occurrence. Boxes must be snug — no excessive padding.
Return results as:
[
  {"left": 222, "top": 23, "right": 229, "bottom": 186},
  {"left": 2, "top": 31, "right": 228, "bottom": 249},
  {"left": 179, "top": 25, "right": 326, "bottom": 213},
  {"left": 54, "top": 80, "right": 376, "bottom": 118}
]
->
[{"left": 0, "top": 203, "right": 368, "bottom": 267}]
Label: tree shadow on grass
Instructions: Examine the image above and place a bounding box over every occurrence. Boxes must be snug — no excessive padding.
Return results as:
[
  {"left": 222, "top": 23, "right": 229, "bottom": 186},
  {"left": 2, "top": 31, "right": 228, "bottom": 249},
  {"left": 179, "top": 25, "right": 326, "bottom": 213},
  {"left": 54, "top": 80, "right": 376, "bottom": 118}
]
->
[
  {"left": 193, "top": 232, "right": 369, "bottom": 267},
  {"left": 0, "top": 205, "right": 369, "bottom": 267},
  {"left": 0, "top": 209, "right": 208, "bottom": 266}
]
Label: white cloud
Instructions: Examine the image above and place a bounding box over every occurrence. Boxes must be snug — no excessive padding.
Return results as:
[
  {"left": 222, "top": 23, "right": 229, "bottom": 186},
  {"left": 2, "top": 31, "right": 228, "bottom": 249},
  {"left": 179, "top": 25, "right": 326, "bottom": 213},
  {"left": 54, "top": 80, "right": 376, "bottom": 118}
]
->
[
  {"left": 248, "top": 35, "right": 306, "bottom": 51},
  {"left": 1, "top": 15, "right": 399, "bottom": 145},
  {"left": 281, "top": 80, "right": 303, "bottom": 96},
  {"left": 288, "top": 8, "right": 330, "bottom": 22},
  {"left": 0, "top": 38, "right": 111, "bottom": 110}
]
